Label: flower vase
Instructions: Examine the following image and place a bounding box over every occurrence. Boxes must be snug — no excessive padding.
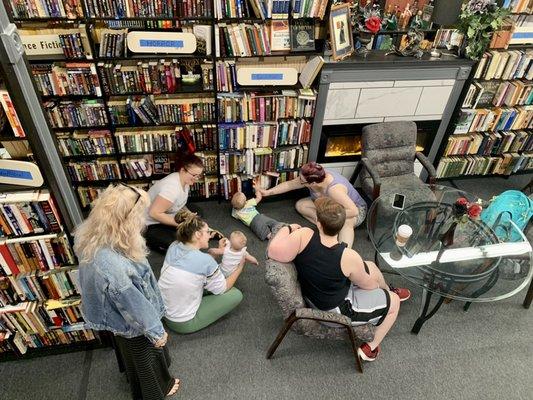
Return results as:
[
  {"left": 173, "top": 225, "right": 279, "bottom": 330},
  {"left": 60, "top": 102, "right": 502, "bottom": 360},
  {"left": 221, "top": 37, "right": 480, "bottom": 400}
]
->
[
  {"left": 357, "top": 31, "right": 374, "bottom": 55},
  {"left": 439, "top": 220, "right": 458, "bottom": 248}
]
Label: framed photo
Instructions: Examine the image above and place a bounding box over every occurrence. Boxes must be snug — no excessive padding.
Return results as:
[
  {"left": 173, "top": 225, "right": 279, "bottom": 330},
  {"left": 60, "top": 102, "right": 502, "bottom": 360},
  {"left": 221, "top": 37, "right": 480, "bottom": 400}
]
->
[{"left": 329, "top": 3, "right": 354, "bottom": 61}]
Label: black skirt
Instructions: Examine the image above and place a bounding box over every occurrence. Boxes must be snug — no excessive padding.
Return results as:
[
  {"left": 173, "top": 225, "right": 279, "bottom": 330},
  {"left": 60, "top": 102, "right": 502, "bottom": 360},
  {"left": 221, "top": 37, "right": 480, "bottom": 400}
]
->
[{"left": 114, "top": 335, "right": 174, "bottom": 400}]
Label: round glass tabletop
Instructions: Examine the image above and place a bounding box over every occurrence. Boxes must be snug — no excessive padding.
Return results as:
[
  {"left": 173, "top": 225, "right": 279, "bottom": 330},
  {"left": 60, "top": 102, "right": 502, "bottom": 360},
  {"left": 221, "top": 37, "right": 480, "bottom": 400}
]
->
[{"left": 367, "top": 185, "right": 532, "bottom": 302}]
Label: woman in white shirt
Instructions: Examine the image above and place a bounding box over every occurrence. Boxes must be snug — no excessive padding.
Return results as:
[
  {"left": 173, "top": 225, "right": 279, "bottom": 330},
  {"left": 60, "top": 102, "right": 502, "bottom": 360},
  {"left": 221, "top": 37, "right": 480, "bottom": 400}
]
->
[
  {"left": 145, "top": 153, "right": 204, "bottom": 251},
  {"left": 158, "top": 214, "right": 244, "bottom": 334}
]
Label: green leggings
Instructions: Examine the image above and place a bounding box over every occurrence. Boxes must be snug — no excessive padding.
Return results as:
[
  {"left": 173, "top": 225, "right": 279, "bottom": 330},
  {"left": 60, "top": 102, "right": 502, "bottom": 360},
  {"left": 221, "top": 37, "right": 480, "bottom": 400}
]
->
[{"left": 164, "top": 288, "right": 243, "bottom": 334}]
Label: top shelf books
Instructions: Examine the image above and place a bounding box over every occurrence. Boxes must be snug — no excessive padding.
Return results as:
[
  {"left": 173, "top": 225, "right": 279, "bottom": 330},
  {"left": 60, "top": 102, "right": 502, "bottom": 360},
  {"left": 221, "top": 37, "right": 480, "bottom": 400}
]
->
[{"left": 8, "top": 0, "right": 329, "bottom": 21}]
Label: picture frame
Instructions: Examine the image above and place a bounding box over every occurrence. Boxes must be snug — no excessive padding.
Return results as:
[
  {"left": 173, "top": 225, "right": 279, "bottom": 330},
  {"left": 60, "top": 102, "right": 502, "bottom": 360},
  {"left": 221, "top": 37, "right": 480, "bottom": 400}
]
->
[{"left": 329, "top": 3, "right": 354, "bottom": 61}]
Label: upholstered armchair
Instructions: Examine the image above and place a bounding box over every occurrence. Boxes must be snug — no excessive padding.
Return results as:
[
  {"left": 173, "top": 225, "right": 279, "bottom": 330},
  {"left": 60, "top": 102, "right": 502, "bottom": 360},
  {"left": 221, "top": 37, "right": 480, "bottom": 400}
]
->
[
  {"left": 264, "top": 228, "right": 375, "bottom": 373},
  {"left": 351, "top": 121, "right": 437, "bottom": 202}
]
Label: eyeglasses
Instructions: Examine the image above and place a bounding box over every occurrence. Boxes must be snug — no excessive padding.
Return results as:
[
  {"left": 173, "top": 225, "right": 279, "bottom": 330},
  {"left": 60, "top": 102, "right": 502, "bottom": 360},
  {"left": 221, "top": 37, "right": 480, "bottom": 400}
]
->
[
  {"left": 184, "top": 167, "right": 203, "bottom": 180},
  {"left": 118, "top": 182, "right": 141, "bottom": 216}
]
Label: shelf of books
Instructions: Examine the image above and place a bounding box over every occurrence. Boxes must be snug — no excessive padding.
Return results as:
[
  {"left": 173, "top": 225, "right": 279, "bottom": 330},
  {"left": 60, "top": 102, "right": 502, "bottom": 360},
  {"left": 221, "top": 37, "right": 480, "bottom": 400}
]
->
[
  {"left": 6, "top": 0, "right": 221, "bottom": 209},
  {"left": 5, "top": 0, "right": 329, "bottom": 207},
  {"left": 0, "top": 91, "right": 103, "bottom": 360},
  {"left": 436, "top": 8, "right": 533, "bottom": 180},
  {"left": 214, "top": 0, "right": 327, "bottom": 198}
]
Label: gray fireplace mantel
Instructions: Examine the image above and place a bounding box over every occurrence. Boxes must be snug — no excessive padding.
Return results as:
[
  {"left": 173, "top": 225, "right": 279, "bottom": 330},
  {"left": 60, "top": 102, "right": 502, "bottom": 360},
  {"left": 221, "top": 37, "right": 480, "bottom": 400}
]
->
[{"left": 309, "top": 52, "right": 475, "bottom": 180}]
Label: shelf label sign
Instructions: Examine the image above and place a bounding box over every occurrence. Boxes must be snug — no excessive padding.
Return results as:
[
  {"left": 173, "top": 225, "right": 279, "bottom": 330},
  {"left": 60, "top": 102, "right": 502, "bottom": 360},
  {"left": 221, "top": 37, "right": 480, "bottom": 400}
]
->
[
  {"left": 237, "top": 67, "right": 298, "bottom": 86},
  {"left": 251, "top": 73, "right": 284, "bottom": 80},
  {"left": 140, "top": 40, "right": 184, "bottom": 48},
  {"left": 20, "top": 34, "right": 64, "bottom": 56},
  {"left": 0, "top": 160, "right": 44, "bottom": 187},
  {"left": 128, "top": 32, "right": 196, "bottom": 54},
  {"left": 0, "top": 169, "right": 32, "bottom": 180}
]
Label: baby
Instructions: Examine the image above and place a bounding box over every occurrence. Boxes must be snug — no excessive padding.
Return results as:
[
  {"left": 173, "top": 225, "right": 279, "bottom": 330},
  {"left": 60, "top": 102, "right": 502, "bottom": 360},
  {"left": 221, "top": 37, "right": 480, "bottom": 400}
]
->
[
  {"left": 208, "top": 231, "right": 258, "bottom": 277},
  {"left": 231, "top": 189, "right": 281, "bottom": 241}
]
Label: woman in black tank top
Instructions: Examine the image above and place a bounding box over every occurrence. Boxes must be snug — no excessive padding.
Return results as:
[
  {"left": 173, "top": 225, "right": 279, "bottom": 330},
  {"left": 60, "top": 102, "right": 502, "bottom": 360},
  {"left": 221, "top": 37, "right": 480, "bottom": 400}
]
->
[{"left": 294, "top": 230, "right": 350, "bottom": 310}]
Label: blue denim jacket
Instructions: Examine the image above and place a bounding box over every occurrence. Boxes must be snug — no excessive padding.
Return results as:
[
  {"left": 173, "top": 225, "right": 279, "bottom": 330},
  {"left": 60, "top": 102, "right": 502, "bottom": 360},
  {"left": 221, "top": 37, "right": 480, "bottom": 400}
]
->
[{"left": 79, "top": 247, "right": 166, "bottom": 343}]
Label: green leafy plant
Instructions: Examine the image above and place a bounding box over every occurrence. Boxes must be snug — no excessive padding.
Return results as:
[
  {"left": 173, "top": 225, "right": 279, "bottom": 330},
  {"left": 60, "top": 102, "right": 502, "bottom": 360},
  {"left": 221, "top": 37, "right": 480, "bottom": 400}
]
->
[{"left": 458, "top": 0, "right": 510, "bottom": 60}]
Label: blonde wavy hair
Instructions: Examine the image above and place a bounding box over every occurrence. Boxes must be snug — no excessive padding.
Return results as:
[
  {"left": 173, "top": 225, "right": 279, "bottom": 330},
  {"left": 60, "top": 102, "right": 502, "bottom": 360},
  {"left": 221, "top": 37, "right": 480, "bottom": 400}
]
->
[{"left": 74, "top": 184, "right": 150, "bottom": 263}]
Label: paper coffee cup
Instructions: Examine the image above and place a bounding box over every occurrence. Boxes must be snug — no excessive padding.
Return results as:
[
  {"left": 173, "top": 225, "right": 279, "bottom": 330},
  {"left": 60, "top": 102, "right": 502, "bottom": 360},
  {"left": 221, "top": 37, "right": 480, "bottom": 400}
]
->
[{"left": 395, "top": 224, "right": 413, "bottom": 247}]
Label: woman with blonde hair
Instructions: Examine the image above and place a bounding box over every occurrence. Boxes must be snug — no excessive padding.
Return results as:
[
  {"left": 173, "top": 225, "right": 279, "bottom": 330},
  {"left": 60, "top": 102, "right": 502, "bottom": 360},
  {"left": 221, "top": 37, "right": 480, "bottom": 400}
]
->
[{"left": 74, "top": 183, "right": 180, "bottom": 400}]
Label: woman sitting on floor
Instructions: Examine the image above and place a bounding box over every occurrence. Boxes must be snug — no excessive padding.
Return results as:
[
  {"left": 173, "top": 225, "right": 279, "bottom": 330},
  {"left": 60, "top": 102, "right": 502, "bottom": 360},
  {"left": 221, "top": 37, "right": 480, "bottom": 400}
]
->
[
  {"left": 158, "top": 213, "right": 244, "bottom": 334},
  {"left": 74, "top": 184, "right": 180, "bottom": 399},
  {"left": 257, "top": 161, "right": 367, "bottom": 248},
  {"left": 145, "top": 153, "right": 205, "bottom": 252}
]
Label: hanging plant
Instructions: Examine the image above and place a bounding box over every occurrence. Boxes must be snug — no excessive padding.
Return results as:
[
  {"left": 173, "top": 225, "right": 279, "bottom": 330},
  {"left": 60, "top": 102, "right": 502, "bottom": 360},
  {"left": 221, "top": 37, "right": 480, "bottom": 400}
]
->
[{"left": 458, "top": 0, "right": 510, "bottom": 60}]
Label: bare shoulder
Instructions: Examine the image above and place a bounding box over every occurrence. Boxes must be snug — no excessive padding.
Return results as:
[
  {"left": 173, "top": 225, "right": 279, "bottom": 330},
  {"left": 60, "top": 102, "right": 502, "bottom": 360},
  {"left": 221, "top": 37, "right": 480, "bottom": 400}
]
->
[{"left": 340, "top": 247, "right": 364, "bottom": 276}]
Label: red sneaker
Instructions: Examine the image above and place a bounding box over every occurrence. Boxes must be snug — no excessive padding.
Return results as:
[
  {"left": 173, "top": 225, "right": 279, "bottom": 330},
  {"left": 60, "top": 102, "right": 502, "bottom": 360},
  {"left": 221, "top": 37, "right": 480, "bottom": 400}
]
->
[
  {"left": 357, "top": 343, "right": 380, "bottom": 362},
  {"left": 389, "top": 286, "right": 411, "bottom": 302}
]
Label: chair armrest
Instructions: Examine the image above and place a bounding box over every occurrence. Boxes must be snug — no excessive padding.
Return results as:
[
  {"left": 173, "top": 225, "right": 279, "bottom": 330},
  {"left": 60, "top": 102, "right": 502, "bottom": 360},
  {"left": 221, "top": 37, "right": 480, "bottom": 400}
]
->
[
  {"left": 415, "top": 152, "right": 437, "bottom": 182},
  {"left": 295, "top": 308, "right": 375, "bottom": 342},
  {"left": 361, "top": 157, "right": 382, "bottom": 199}
]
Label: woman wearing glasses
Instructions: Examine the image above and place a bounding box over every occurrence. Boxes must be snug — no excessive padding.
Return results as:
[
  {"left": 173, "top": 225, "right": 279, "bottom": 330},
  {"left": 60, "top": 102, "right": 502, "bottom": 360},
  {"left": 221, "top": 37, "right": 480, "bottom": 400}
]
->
[
  {"left": 74, "top": 184, "right": 180, "bottom": 399},
  {"left": 158, "top": 213, "right": 244, "bottom": 334},
  {"left": 145, "top": 153, "right": 205, "bottom": 251},
  {"left": 257, "top": 162, "right": 367, "bottom": 248}
]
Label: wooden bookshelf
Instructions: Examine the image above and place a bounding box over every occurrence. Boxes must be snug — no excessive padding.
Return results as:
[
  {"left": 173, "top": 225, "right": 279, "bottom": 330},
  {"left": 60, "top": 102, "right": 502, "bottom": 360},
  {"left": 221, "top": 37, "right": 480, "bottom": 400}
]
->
[
  {"left": 6, "top": 0, "right": 328, "bottom": 207},
  {"left": 435, "top": 7, "right": 533, "bottom": 180}
]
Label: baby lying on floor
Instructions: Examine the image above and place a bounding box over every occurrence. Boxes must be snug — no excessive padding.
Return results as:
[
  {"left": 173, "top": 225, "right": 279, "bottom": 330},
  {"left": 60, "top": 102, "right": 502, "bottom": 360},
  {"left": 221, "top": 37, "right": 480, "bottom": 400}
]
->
[
  {"left": 231, "top": 189, "right": 281, "bottom": 240},
  {"left": 208, "top": 231, "right": 258, "bottom": 277}
]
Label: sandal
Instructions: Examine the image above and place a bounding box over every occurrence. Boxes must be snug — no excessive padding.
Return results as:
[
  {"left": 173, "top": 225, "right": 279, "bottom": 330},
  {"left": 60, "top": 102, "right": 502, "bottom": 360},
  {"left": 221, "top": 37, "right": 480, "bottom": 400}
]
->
[{"left": 167, "top": 378, "right": 180, "bottom": 397}]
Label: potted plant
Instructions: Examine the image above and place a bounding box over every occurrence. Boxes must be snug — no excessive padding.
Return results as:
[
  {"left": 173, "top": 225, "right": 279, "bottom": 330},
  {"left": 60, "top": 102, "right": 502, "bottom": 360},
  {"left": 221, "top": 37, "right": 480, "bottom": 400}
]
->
[{"left": 458, "top": 0, "right": 510, "bottom": 60}]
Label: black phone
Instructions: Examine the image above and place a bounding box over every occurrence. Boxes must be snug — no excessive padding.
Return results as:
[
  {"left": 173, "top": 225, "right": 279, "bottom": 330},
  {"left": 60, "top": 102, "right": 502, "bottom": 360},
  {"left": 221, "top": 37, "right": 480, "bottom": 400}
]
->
[{"left": 392, "top": 193, "right": 406, "bottom": 210}]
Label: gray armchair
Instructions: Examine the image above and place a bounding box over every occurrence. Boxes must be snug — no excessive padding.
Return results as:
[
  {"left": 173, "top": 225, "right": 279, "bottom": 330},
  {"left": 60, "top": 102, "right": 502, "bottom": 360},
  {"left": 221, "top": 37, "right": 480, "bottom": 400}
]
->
[
  {"left": 352, "top": 121, "right": 437, "bottom": 201},
  {"left": 264, "top": 239, "right": 375, "bottom": 373}
]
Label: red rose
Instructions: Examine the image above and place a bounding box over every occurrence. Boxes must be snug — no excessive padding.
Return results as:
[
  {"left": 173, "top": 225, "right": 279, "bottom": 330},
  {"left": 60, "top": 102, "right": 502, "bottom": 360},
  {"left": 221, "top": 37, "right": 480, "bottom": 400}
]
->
[
  {"left": 467, "top": 203, "right": 483, "bottom": 219},
  {"left": 365, "top": 16, "right": 382, "bottom": 35},
  {"left": 456, "top": 197, "right": 469, "bottom": 206}
]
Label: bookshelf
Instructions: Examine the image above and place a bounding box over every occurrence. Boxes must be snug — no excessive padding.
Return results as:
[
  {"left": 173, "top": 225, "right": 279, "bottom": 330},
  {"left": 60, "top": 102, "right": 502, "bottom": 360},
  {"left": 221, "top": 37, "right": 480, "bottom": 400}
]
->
[
  {"left": 435, "top": 6, "right": 533, "bottom": 180},
  {"left": 10, "top": 3, "right": 220, "bottom": 209},
  {"left": 214, "top": 1, "right": 328, "bottom": 198},
  {"left": 0, "top": 79, "right": 103, "bottom": 360},
  {"left": 5, "top": 0, "right": 328, "bottom": 208}
]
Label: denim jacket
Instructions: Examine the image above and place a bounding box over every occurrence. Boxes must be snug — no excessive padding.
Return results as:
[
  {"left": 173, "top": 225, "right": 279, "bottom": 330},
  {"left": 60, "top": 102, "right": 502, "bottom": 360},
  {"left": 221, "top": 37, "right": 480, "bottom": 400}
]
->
[{"left": 79, "top": 247, "right": 166, "bottom": 343}]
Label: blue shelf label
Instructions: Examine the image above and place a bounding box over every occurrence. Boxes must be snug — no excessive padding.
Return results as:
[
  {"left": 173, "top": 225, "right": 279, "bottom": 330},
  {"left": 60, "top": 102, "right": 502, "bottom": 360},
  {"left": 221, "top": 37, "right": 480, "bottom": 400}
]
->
[
  {"left": 251, "top": 73, "right": 284, "bottom": 80},
  {"left": 139, "top": 39, "right": 184, "bottom": 48},
  {"left": 0, "top": 168, "right": 32, "bottom": 180}
]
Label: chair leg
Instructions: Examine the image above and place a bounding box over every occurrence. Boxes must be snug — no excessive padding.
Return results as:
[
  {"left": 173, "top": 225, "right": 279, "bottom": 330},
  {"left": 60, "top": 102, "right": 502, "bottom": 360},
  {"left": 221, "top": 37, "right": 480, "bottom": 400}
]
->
[
  {"left": 266, "top": 311, "right": 298, "bottom": 359},
  {"left": 345, "top": 325, "right": 364, "bottom": 373},
  {"left": 524, "top": 278, "right": 533, "bottom": 309}
]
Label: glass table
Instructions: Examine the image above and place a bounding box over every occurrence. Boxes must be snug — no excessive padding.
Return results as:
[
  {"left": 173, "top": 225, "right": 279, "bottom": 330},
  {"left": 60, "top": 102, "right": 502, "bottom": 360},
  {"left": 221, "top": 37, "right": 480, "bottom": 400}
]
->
[{"left": 367, "top": 184, "right": 532, "bottom": 334}]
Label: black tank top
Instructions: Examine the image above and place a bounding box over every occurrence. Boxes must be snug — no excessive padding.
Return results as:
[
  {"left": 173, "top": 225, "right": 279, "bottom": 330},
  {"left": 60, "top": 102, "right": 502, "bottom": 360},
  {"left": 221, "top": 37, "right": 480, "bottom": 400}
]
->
[{"left": 293, "top": 230, "right": 350, "bottom": 310}]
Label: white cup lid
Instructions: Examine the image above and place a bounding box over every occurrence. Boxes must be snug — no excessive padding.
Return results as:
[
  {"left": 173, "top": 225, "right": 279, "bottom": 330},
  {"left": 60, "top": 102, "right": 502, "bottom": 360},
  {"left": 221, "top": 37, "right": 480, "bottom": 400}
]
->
[{"left": 398, "top": 224, "right": 413, "bottom": 237}]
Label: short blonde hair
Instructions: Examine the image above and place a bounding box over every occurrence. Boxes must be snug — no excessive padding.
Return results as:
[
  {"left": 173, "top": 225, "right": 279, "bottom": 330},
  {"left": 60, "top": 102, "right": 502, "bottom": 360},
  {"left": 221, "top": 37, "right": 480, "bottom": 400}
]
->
[
  {"left": 230, "top": 230, "right": 247, "bottom": 243},
  {"left": 231, "top": 192, "right": 247, "bottom": 209},
  {"left": 74, "top": 185, "right": 150, "bottom": 263}
]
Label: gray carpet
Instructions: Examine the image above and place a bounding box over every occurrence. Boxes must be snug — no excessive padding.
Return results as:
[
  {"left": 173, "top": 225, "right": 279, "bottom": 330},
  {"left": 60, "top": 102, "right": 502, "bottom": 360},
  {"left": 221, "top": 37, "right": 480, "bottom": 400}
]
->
[{"left": 1, "top": 175, "right": 532, "bottom": 400}]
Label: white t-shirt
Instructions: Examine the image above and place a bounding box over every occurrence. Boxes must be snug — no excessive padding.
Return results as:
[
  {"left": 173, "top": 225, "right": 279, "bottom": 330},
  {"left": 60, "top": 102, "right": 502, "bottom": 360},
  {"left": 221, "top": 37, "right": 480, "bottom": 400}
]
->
[
  {"left": 220, "top": 243, "right": 247, "bottom": 277},
  {"left": 158, "top": 242, "right": 226, "bottom": 323},
  {"left": 146, "top": 172, "right": 189, "bottom": 226}
]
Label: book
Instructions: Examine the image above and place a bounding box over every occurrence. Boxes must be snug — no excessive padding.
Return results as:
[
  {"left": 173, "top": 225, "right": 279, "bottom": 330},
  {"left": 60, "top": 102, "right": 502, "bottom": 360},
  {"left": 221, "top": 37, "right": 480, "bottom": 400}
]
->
[
  {"left": 290, "top": 20, "right": 315, "bottom": 52},
  {"left": 299, "top": 56, "right": 324, "bottom": 89},
  {"left": 270, "top": 20, "right": 291, "bottom": 51}
]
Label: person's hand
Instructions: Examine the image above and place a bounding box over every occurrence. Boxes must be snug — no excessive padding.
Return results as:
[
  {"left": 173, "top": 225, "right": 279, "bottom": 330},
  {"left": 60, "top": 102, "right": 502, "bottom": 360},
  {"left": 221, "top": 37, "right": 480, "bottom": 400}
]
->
[
  {"left": 248, "top": 256, "right": 259, "bottom": 265},
  {"left": 256, "top": 187, "right": 268, "bottom": 197},
  {"left": 154, "top": 331, "right": 168, "bottom": 348}
]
